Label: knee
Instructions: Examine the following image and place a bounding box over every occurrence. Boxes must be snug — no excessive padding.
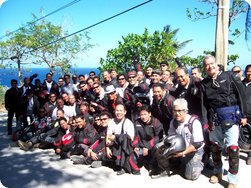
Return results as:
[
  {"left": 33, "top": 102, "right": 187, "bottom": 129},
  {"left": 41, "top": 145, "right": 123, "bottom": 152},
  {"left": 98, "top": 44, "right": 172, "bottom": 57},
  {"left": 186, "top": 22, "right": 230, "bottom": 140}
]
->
[
  {"left": 227, "top": 145, "right": 239, "bottom": 157},
  {"left": 211, "top": 142, "right": 221, "bottom": 153},
  {"left": 185, "top": 160, "right": 203, "bottom": 181},
  {"left": 185, "top": 169, "right": 201, "bottom": 180}
]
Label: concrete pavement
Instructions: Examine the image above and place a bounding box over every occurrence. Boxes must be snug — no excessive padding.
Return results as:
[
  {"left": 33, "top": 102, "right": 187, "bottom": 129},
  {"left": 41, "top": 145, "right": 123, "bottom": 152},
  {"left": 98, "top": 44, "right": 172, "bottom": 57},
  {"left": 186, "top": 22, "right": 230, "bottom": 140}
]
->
[{"left": 0, "top": 112, "right": 250, "bottom": 188}]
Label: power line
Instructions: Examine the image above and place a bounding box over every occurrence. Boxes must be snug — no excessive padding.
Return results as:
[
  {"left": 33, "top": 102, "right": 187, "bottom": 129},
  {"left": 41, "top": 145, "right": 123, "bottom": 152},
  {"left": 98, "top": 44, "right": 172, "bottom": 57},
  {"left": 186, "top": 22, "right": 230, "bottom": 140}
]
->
[
  {"left": 0, "top": 0, "right": 81, "bottom": 40},
  {"left": 30, "top": 0, "right": 153, "bottom": 53}
]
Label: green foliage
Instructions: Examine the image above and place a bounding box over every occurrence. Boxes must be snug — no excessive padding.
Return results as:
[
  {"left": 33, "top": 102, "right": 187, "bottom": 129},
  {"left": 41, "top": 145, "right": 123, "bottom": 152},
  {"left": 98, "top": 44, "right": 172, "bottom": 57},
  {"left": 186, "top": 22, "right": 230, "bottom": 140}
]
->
[
  {"left": 0, "top": 13, "right": 93, "bottom": 82},
  {"left": 99, "top": 26, "right": 191, "bottom": 73},
  {"left": 0, "top": 85, "right": 6, "bottom": 110},
  {"left": 187, "top": 0, "right": 247, "bottom": 41},
  {"left": 179, "top": 50, "right": 239, "bottom": 72}
]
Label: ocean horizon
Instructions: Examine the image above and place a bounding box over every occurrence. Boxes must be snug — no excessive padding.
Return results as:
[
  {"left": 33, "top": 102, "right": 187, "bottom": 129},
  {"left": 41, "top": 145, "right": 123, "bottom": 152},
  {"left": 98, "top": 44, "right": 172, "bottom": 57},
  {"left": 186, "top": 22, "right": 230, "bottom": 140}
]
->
[{"left": 0, "top": 67, "right": 99, "bottom": 87}]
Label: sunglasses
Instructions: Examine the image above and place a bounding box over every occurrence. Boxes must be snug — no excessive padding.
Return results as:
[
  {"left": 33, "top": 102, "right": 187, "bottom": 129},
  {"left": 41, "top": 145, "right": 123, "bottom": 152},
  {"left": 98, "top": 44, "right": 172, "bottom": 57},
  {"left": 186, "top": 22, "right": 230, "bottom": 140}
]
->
[
  {"left": 92, "top": 85, "right": 99, "bottom": 89},
  {"left": 118, "top": 77, "right": 125, "bottom": 81},
  {"left": 233, "top": 70, "right": 241, "bottom": 73}
]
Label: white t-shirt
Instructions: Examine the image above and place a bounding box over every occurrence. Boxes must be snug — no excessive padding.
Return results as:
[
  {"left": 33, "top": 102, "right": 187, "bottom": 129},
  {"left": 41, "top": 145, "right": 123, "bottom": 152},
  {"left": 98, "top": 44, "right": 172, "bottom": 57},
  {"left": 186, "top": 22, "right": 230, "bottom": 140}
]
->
[
  {"left": 168, "top": 114, "right": 204, "bottom": 148},
  {"left": 51, "top": 105, "right": 74, "bottom": 120},
  {"left": 107, "top": 118, "right": 135, "bottom": 140}
]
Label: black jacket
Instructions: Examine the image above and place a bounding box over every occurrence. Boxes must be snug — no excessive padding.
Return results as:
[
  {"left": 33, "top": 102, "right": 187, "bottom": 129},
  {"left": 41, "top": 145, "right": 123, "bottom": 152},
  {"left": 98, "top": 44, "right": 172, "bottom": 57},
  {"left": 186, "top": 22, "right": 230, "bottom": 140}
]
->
[
  {"left": 201, "top": 71, "right": 247, "bottom": 122},
  {"left": 134, "top": 117, "right": 164, "bottom": 149},
  {"left": 242, "top": 78, "right": 251, "bottom": 121}
]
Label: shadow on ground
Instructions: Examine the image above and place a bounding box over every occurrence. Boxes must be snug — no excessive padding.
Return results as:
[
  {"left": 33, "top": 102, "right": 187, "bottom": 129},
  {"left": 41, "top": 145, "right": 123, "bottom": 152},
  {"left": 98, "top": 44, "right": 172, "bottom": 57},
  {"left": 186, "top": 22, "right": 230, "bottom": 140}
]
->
[{"left": 0, "top": 118, "right": 112, "bottom": 188}]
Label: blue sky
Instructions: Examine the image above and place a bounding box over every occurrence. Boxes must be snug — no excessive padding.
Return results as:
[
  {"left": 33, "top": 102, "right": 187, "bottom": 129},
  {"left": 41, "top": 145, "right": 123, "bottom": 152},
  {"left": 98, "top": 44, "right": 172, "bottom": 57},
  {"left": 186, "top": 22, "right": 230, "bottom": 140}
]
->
[{"left": 0, "top": 0, "right": 250, "bottom": 70}]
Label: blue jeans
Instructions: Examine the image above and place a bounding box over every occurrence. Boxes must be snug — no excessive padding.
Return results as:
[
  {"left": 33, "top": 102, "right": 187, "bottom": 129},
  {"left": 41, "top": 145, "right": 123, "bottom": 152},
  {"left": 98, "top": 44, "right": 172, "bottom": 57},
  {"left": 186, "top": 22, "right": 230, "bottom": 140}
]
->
[
  {"left": 209, "top": 124, "right": 239, "bottom": 184},
  {"left": 181, "top": 148, "right": 204, "bottom": 180}
]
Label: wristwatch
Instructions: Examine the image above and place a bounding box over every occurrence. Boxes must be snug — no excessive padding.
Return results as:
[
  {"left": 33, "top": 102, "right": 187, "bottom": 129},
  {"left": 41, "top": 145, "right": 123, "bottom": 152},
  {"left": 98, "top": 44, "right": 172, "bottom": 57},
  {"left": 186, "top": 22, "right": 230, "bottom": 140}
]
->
[{"left": 182, "top": 152, "right": 186, "bottom": 157}]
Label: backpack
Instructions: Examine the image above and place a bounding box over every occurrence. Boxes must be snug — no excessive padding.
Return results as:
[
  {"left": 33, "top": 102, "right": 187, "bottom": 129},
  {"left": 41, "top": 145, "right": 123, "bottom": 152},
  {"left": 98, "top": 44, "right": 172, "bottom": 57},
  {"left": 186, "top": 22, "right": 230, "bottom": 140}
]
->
[{"left": 185, "top": 115, "right": 210, "bottom": 146}]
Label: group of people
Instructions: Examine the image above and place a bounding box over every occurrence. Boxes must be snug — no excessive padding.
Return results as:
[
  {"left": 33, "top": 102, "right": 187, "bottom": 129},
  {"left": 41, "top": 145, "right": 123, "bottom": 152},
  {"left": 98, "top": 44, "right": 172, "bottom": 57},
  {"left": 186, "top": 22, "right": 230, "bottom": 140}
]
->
[{"left": 4, "top": 55, "right": 251, "bottom": 188}]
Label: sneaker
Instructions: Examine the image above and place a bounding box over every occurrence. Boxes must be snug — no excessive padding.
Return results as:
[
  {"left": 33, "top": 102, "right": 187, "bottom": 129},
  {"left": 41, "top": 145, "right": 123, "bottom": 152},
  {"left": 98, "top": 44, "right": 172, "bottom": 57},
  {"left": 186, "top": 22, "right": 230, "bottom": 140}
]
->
[
  {"left": 39, "top": 142, "right": 52, "bottom": 149},
  {"left": 33, "top": 143, "right": 40, "bottom": 148},
  {"left": 132, "top": 170, "right": 141, "bottom": 175},
  {"left": 150, "top": 170, "right": 168, "bottom": 179},
  {"left": 246, "top": 157, "right": 251, "bottom": 165},
  {"left": 60, "top": 152, "right": 70, "bottom": 159},
  {"left": 149, "top": 169, "right": 160, "bottom": 176},
  {"left": 227, "top": 183, "right": 237, "bottom": 188},
  {"left": 116, "top": 168, "right": 126, "bottom": 175},
  {"left": 209, "top": 173, "right": 223, "bottom": 184},
  {"left": 71, "top": 155, "right": 86, "bottom": 165},
  {"left": 18, "top": 140, "right": 32, "bottom": 151},
  {"left": 91, "top": 161, "right": 102, "bottom": 168}
]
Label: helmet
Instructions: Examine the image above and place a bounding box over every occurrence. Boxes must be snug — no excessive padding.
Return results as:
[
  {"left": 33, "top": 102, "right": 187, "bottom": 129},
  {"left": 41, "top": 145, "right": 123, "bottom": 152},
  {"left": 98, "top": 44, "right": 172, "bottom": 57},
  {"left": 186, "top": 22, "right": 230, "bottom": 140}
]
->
[
  {"left": 159, "top": 134, "right": 186, "bottom": 158},
  {"left": 239, "top": 123, "right": 251, "bottom": 152}
]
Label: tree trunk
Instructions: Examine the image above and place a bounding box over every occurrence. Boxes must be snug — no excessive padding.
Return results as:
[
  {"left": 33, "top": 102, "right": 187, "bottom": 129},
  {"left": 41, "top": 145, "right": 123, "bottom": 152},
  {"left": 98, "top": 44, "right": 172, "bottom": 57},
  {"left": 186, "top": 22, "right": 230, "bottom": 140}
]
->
[{"left": 215, "top": 0, "right": 229, "bottom": 71}]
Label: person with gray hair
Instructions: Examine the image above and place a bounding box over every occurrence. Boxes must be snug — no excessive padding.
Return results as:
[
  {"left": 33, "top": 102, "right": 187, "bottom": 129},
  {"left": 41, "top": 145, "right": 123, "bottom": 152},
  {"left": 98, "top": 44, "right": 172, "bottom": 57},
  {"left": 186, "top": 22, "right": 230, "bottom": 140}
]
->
[
  {"left": 173, "top": 98, "right": 188, "bottom": 111},
  {"left": 201, "top": 55, "right": 247, "bottom": 188},
  {"left": 168, "top": 98, "right": 204, "bottom": 180}
]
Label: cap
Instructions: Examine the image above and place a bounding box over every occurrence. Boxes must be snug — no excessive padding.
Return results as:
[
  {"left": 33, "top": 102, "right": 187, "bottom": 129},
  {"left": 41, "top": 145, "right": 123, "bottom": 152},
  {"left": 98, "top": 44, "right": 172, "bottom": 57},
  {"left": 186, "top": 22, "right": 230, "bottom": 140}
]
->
[
  {"left": 105, "top": 85, "right": 116, "bottom": 94},
  {"left": 72, "top": 74, "right": 78, "bottom": 78},
  {"left": 127, "top": 70, "right": 137, "bottom": 78},
  {"left": 160, "top": 60, "right": 168, "bottom": 66}
]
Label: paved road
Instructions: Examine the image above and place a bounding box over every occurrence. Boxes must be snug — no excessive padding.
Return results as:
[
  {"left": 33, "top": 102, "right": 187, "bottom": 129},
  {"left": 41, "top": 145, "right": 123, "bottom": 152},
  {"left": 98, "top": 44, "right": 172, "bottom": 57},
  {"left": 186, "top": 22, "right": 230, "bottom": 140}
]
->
[{"left": 0, "top": 112, "right": 250, "bottom": 188}]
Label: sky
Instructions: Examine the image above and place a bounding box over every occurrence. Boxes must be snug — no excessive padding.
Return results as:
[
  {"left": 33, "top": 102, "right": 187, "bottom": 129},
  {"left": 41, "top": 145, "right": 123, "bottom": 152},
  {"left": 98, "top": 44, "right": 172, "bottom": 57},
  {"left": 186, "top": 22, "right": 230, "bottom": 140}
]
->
[{"left": 0, "top": 0, "right": 250, "bottom": 70}]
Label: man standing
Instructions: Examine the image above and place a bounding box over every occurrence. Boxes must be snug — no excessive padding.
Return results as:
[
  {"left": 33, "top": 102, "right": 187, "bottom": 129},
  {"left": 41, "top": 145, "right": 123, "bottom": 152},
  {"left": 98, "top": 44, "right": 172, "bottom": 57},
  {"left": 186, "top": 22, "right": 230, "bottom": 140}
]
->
[
  {"left": 5, "top": 79, "right": 21, "bottom": 135},
  {"left": 201, "top": 55, "right": 247, "bottom": 188},
  {"left": 242, "top": 64, "right": 251, "bottom": 165}
]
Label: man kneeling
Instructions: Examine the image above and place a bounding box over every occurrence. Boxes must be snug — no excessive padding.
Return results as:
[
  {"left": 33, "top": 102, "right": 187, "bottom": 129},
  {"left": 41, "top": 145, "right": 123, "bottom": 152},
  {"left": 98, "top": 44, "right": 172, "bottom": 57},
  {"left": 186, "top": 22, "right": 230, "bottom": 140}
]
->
[{"left": 167, "top": 98, "right": 204, "bottom": 180}]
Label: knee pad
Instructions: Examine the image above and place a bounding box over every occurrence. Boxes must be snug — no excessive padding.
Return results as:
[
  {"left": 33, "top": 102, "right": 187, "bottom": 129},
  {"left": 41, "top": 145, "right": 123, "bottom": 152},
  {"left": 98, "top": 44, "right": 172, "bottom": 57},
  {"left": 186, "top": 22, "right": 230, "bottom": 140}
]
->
[
  {"left": 211, "top": 142, "right": 221, "bottom": 153},
  {"left": 227, "top": 145, "right": 239, "bottom": 175},
  {"left": 210, "top": 142, "right": 222, "bottom": 168}
]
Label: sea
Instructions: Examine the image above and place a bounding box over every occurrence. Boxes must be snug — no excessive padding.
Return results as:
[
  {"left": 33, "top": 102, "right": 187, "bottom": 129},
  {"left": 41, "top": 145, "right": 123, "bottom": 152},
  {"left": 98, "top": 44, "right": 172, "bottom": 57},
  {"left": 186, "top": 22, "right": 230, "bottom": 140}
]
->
[{"left": 0, "top": 67, "right": 99, "bottom": 88}]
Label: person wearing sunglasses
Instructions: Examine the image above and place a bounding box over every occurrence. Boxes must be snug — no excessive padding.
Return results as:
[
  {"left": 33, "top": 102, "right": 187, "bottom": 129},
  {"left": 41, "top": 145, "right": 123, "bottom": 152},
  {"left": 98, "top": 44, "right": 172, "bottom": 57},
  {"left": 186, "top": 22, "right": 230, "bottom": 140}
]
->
[{"left": 231, "top": 65, "right": 243, "bottom": 81}]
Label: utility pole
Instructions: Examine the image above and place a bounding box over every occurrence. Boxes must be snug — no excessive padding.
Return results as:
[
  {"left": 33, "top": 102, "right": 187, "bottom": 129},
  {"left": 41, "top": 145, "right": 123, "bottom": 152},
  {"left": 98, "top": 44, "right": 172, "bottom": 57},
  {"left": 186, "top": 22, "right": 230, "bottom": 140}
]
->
[{"left": 215, "top": 0, "right": 230, "bottom": 71}]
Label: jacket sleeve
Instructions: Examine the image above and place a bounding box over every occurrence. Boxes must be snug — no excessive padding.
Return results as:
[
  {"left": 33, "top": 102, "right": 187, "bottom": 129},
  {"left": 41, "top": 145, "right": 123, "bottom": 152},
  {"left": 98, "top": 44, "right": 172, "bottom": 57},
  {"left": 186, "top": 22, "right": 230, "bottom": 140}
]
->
[
  {"left": 144, "top": 120, "right": 164, "bottom": 149},
  {"left": 81, "top": 125, "right": 98, "bottom": 145},
  {"left": 231, "top": 73, "right": 248, "bottom": 118}
]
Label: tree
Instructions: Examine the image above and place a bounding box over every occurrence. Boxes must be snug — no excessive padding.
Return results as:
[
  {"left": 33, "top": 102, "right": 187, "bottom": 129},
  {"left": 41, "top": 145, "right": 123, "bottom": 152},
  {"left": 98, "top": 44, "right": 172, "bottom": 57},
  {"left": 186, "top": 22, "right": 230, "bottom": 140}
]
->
[
  {"left": 0, "top": 27, "right": 32, "bottom": 84},
  {"left": 0, "top": 14, "right": 93, "bottom": 83},
  {"left": 178, "top": 50, "right": 239, "bottom": 71},
  {"left": 99, "top": 26, "right": 191, "bottom": 73},
  {"left": 186, "top": 0, "right": 247, "bottom": 45}
]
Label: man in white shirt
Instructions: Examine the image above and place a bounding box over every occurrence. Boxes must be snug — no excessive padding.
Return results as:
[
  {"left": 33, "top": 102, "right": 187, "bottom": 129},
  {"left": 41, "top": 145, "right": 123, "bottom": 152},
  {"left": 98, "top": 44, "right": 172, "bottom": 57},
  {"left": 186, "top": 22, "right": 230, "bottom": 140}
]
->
[
  {"left": 105, "top": 104, "right": 140, "bottom": 175},
  {"left": 168, "top": 98, "right": 204, "bottom": 180},
  {"left": 51, "top": 98, "right": 73, "bottom": 121}
]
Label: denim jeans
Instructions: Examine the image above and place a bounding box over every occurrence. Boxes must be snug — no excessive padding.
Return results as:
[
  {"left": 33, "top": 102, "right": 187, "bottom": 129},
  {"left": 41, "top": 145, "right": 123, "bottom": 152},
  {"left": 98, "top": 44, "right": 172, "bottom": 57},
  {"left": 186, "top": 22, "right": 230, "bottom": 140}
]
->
[
  {"left": 209, "top": 124, "right": 239, "bottom": 184},
  {"left": 181, "top": 148, "right": 204, "bottom": 180}
]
